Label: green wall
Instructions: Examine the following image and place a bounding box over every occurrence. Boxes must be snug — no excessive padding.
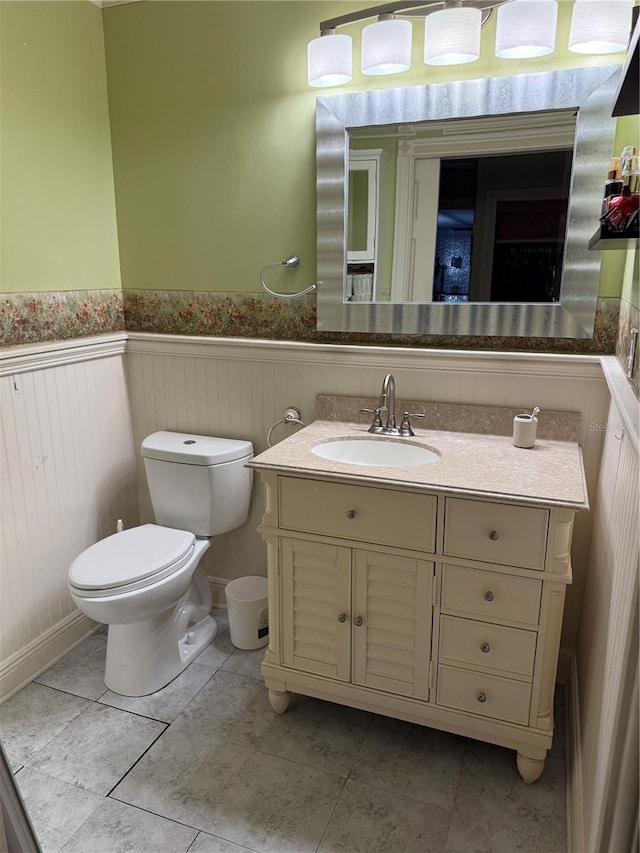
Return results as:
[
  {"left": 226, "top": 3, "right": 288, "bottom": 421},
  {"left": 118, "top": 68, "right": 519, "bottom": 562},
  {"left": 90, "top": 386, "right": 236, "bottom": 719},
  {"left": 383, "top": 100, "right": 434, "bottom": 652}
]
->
[
  {"left": 102, "top": 0, "right": 632, "bottom": 297},
  {"left": 0, "top": 0, "right": 633, "bottom": 302},
  {"left": 0, "top": 1, "right": 121, "bottom": 294}
]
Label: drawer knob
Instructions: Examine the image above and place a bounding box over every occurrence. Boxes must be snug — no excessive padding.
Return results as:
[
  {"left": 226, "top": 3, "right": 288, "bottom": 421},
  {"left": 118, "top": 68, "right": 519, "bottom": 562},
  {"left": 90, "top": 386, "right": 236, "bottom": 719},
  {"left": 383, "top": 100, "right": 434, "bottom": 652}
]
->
[
  {"left": 346, "top": 510, "right": 357, "bottom": 520},
  {"left": 484, "top": 590, "right": 495, "bottom": 602},
  {"left": 353, "top": 615, "right": 364, "bottom": 627},
  {"left": 476, "top": 692, "right": 487, "bottom": 704},
  {"left": 480, "top": 642, "right": 491, "bottom": 653},
  {"left": 488, "top": 530, "right": 500, "bottom": 541},
  {"left": 337, "top": 613, "right": 347, "bottom": 623}
]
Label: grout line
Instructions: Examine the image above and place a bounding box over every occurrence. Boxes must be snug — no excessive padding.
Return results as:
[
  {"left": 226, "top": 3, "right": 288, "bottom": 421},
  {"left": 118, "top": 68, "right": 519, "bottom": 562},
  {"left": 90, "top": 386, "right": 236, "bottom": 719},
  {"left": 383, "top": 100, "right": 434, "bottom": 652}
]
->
[
  {"left": 105, "top": 722, "right": 169, "bottom": 799},
  {"left": 313, "top": 774, "right": 349, "bottom": 853}
]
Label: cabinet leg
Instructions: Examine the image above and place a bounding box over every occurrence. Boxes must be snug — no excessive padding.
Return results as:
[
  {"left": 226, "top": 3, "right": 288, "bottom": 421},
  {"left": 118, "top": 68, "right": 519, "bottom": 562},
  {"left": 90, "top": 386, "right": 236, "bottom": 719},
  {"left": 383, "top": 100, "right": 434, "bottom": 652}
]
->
[
  {"left": 516, "top": 752, "right": 545, "bottom": 783},
  {"left": 269, "top": 689, "right": 291, "bottom": 714}
]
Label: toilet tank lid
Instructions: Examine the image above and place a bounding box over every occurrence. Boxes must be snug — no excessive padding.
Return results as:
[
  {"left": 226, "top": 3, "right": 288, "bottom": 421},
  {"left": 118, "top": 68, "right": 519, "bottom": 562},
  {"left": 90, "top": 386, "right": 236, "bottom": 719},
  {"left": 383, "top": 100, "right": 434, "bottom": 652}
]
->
[{"left": 142, "top": 431, "right": 253, "bottom": 465}]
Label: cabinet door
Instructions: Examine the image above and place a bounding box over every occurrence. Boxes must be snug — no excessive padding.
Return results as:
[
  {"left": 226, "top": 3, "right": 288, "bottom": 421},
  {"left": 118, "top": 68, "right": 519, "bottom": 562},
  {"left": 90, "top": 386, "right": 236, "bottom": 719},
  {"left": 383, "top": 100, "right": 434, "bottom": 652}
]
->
[
  {"left": 281, "top": 538, "right": 351, "bottom": 681},
  {"left": 352, "top": 550, "right": 434, "bottom": 699}
]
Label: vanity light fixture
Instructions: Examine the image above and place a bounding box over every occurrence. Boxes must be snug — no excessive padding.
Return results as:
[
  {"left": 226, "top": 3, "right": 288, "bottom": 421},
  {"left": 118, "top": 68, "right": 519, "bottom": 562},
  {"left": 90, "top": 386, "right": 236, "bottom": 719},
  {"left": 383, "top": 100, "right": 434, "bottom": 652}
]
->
[
  {"left": 495, "top": 0, "right": 558, "bottom": 59},
  {"left": 307, "top": 0, "right": 634, "bottom": 88},
  {"left": 308, "top": 29, "right": 353, "bottom": 88},
  {"left": 424, "top": 5, "right": 482, "bottom": 65},
  {"left": 362, "top": 14, "right": 413, "bottom": 75},
  {"left": 569, "top": 0, "right": 635, "bottom": 54}
]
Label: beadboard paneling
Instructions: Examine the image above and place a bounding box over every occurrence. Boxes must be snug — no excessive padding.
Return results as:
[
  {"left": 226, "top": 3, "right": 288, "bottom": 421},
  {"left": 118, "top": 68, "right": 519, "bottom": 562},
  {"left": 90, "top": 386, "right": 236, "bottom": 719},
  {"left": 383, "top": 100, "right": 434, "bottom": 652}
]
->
[
  {"left": 0, "top": 334, "right": 614, "bottom": 702},
  {"left": 125, "top": 334, "right": 610, "bottom": 648},
  {"left": 0, "top": 343, "right": 138, "bottom": 699},
  {"left": 572, "top": 384, "right": 639, "bottom": 853}
]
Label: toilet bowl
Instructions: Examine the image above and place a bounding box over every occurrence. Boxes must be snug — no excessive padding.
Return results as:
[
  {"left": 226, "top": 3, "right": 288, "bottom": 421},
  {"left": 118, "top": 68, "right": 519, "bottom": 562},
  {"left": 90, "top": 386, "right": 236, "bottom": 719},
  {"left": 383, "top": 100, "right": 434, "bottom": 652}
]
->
[{"left": 68, "top": 431, "right": 253, "bottom": 697}]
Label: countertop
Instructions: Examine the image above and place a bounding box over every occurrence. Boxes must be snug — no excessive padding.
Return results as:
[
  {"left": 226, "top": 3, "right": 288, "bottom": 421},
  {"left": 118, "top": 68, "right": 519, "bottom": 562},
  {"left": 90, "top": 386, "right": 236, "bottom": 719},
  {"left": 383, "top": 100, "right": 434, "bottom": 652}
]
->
[{"left": 248, "top": 420, "right": 589, "bottom": 511}]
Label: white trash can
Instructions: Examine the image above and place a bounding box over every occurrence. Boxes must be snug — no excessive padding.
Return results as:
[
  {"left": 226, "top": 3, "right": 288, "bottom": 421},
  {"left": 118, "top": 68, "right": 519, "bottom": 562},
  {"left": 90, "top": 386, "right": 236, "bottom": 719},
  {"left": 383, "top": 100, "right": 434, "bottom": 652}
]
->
[{"left": 225, "top": 576, "right": 269, "bottom": 650}]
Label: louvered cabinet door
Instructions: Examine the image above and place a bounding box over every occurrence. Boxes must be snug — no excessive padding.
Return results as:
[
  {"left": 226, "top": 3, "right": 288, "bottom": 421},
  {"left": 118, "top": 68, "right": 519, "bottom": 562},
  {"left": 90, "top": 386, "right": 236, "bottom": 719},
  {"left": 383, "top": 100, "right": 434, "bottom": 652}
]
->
[
  {"left": 280, "top": 538, "right": 351, "bottom": 681},
  {"left": 351, "top": 550, "right": 434, "bottom": 698}
]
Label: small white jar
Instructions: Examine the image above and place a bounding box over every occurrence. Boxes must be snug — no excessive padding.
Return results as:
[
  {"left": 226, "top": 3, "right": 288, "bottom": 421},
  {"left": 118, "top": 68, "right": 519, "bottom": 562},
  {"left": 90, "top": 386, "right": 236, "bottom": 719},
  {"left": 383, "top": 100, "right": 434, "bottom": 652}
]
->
[{"left": 513, "top": 413, "right": 538, "bottom": 448}]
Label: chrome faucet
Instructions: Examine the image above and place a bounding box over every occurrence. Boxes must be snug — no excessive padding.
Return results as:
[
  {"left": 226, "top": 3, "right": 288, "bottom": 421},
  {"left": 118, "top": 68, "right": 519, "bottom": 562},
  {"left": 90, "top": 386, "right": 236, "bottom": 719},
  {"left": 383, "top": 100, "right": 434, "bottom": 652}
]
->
[
  {"left": 380, "top": 373, "right": 396, "bottom": 432},
  {"left": 360, "top": 374, "right": 425, "bottom": 437}
]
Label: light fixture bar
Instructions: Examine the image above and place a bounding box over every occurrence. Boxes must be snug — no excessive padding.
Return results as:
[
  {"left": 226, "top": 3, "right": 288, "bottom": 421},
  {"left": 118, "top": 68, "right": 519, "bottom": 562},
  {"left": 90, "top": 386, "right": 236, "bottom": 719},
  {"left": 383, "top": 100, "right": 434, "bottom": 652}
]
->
[{"left": 319, "top": 0, "right": 506, "bottom": 34}]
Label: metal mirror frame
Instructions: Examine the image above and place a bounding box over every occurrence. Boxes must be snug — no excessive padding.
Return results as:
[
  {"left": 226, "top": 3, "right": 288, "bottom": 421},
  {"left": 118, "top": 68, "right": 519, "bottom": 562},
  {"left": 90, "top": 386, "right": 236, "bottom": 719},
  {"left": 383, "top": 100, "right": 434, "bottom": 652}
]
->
[{"left": 316, "top": 65, "right": 620, "bottom": 338}]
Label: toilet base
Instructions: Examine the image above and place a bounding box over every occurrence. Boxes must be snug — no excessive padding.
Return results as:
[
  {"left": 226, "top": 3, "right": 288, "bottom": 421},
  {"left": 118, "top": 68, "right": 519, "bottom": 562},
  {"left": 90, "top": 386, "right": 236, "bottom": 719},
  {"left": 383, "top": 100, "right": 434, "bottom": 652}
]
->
[{"left": 105, "top": 610, "right": 217, "bottom": 697}]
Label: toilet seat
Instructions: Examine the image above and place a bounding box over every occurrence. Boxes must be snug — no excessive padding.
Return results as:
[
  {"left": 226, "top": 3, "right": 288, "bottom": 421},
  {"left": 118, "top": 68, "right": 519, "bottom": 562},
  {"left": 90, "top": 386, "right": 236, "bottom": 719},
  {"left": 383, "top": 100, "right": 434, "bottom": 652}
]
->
[{"left": 68, "top": 524, "right": 196, "bottom": 598}]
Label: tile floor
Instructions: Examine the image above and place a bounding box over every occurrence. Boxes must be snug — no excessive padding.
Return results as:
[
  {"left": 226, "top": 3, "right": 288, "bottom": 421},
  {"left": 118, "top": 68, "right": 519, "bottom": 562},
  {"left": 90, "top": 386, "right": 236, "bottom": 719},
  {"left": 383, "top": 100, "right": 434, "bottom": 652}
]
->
[{"left": 1, "top": 611, "right": 568, "bottom": 853}]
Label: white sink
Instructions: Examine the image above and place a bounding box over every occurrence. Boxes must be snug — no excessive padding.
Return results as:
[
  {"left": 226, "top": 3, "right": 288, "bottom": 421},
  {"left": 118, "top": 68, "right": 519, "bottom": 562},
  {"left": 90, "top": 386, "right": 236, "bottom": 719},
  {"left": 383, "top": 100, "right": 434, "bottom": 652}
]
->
[{"left": 311, "top": 438, "right": 440, "bottom": 468}]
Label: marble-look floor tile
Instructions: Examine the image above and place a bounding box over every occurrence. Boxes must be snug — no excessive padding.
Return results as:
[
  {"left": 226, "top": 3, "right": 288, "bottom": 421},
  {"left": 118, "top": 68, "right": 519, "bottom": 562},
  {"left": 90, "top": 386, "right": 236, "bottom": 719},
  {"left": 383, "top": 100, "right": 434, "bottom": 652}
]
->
[
  {"left": 35, "top": 634, "right": 108, "bottom": 701},
  {"left": 189, "top": 832, "right": 257, "bottom": 853},
  {"left": 350, "top": 714, "right": 466, "bottom": 810},
  {"left": 99, "top": 662, "right": 214, "bottom": 722},
  {"left": 14, "top": 767, "right": 103, "bottom": 853},
  {"left": 29, "top": 703, "right": 165, "bottom": 795},
  {"left": 318, "top": 778, "right": 451, "bottom": 853},
  {"left": 257, "top": 694, "right": 371, "bottom": 777},
  {"left": 445, "top": 741, "right": 567, "bottom": 853},
  {"left": 170, "top": 669, "right": 275, "bottom": 748},
  {"left": 221, "top": 647, "right": 266, "bottom": 681},
  {"left": 111, "top": 728, "right": 255, "bottom": 831},
  {"left": 195, "top": 613, "right": 235, "bottom": 670},
  {"left": 60, "top": 798, "right": 197, "bottom": 853},
  {"left": 0, "top": 683, "right": 90, "bottom": 770},
  {"left": 205, "top": 750, "right": 346, "bottom": 853}
]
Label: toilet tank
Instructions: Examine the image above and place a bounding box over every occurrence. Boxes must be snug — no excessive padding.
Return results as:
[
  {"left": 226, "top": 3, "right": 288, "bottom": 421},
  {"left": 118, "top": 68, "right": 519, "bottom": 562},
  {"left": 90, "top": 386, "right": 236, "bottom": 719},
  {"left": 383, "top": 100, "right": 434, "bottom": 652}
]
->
[{"left": 141, "top": 431, "right": 254, "bottom": 537}]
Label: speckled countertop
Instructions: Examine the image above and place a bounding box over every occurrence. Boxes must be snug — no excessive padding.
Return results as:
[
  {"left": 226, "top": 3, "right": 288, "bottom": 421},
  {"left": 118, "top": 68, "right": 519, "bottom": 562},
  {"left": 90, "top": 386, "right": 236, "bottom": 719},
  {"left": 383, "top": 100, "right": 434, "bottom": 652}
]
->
[{"left": 249, "top": 420, "right": 589, "bottom": 510}]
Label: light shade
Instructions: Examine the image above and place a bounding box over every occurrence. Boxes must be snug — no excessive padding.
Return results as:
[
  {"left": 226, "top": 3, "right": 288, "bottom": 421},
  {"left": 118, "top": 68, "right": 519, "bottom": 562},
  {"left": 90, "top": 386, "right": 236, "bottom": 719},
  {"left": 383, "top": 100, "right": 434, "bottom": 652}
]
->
[
  {"left": 424, "top": 7, "right": 481, "bottom": 66},
  {"left": 495, "top": 0, "right": 558, "bottom": 59},
  {"left": 362, "top": 17, "right": 412, "bottom": 75},
  {"left": 308, "top": 32, "right": 352, "bottom": 87},
  {"left": 569, "top": 0, "right": 633, "bottom": 54}
]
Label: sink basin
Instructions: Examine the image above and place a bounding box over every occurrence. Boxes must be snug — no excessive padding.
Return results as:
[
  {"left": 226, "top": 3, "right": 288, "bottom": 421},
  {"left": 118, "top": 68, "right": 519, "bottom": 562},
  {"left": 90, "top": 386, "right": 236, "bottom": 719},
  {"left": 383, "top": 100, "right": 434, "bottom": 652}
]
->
[{"left": 311, "top": 438, "right": 439, "bottom": 468}]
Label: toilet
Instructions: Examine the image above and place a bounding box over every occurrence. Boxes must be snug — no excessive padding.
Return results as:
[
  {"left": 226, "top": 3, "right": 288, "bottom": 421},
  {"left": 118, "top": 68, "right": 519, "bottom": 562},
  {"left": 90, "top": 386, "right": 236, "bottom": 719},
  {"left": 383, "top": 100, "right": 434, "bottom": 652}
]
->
[{"left": 68, "top": 431, "right": 253, "bottom": 697}]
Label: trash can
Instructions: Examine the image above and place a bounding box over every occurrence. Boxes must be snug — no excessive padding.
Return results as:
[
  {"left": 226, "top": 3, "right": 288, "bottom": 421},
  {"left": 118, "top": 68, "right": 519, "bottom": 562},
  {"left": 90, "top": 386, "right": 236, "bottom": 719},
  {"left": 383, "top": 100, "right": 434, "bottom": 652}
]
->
[{"left": 225, "top": 576, "right": 269, "bottom": 650}]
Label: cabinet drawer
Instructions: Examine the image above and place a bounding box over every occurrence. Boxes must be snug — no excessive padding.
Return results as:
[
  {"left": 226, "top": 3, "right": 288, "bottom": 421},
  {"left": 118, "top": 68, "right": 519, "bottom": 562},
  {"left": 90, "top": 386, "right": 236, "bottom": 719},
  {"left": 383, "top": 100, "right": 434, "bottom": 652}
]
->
[
  {"left": 439, "top": 615, "right": 536, "bottom": 680},
  {"left": 441, "top": 564, "right": 542, "bottom": 629},
  {"left": 437, "top": 665, "right": 531, "bottom": 725},
  {"left": 279, "top": 477, "right": 436, "bottom": 553},
  {"left": 444, "top": 498, "right": 548, "bottom": 570}
]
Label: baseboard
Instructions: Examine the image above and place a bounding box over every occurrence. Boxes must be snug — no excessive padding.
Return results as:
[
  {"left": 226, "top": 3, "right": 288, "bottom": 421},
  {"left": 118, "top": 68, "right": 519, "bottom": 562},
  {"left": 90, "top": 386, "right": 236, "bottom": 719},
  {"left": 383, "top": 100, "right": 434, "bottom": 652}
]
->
[
  {"left": 208, "top": 576, "right": 230, "bottom": 609},
  {"left": 565, "top": 650, "right": 585, "bottom": 853},
  {"left": 0, "top": 611, "right": 97, "bottom": 703}
]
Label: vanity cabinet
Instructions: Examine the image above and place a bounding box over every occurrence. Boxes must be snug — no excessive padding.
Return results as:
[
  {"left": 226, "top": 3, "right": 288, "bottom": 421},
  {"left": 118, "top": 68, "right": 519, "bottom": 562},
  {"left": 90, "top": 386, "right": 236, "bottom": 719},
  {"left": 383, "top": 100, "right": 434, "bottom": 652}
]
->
[
  {"left": 280, "top": 538, "right": 434, "bottom": 699},
  {"left": 257, "top": 471, "right": 574, "bottom": 783}
]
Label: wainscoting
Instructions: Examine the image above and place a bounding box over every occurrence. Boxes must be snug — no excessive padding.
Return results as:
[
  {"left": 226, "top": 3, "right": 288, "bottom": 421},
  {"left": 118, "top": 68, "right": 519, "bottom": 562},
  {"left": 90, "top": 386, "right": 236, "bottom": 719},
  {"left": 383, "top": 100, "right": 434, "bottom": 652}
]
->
[
  {"left": 569, "top": 357, "right": 639, "bottom": 853},
  {"left": 124, "top": 333, "right": 610, "bottom": 652},
  {"left": 0, "top": 333, "right": 611, "bottom": 705},
  {"left": 0, "top": 335, "right": 138, "bottom": 699}
]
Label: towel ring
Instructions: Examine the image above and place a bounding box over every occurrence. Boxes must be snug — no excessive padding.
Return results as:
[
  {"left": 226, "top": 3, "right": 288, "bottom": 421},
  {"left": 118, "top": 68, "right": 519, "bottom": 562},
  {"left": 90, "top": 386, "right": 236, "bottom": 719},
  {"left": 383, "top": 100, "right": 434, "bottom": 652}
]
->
[
  {"left": 261, "top": 257, "right": 317, "bottom": 300},
  {"left": 267, "top": 407, "right": 306, "bottom": 448}
]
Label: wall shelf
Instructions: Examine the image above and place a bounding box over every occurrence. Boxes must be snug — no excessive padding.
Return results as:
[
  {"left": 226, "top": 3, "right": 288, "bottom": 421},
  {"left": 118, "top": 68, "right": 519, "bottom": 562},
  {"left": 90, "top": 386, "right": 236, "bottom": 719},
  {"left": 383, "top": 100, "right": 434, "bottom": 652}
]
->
[{"left": 588, "top": 228, "right": 639, "bottom": 251}]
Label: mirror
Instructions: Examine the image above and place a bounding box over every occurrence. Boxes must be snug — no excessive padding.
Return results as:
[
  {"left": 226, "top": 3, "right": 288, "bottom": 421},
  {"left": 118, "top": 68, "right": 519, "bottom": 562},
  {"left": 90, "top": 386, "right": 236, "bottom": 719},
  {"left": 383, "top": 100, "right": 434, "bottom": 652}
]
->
[{"left": 316, "top": 65, "right": 620, "bottom": 337}]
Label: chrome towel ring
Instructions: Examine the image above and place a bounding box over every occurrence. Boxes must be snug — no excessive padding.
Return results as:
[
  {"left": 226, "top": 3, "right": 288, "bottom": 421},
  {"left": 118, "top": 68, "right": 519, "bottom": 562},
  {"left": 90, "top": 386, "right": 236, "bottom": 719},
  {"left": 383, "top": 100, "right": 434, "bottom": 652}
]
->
[
  {"left": 267, "top": 407, "right": 306, "bottom": 448},
  {"left": 260, "top": 256, "right": 317, "bottom": 300}
]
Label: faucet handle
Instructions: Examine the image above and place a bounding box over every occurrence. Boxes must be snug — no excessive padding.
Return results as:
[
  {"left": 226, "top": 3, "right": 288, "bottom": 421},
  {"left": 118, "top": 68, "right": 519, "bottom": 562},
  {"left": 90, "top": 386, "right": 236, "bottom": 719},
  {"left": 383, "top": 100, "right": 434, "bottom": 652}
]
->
[
  {"left": 399, "top": 411, "right": 425, "bottom": 436},
  {"left": 360, "top": 406, "right": 387, "bottom": 433}
]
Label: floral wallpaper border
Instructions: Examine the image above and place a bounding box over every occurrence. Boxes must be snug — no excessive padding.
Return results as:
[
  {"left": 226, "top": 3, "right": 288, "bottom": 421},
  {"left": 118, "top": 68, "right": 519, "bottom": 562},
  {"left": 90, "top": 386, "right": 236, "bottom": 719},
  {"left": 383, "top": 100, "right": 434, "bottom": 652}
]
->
[
  {"left": 0, "top": 287, "right": 621, "bottom": 355},
  {"left": 125, "top": 289, "right": 621, "bottom": 354},
  {"left": 0, "top": 290, "right": 124, "bottom": 347}
]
